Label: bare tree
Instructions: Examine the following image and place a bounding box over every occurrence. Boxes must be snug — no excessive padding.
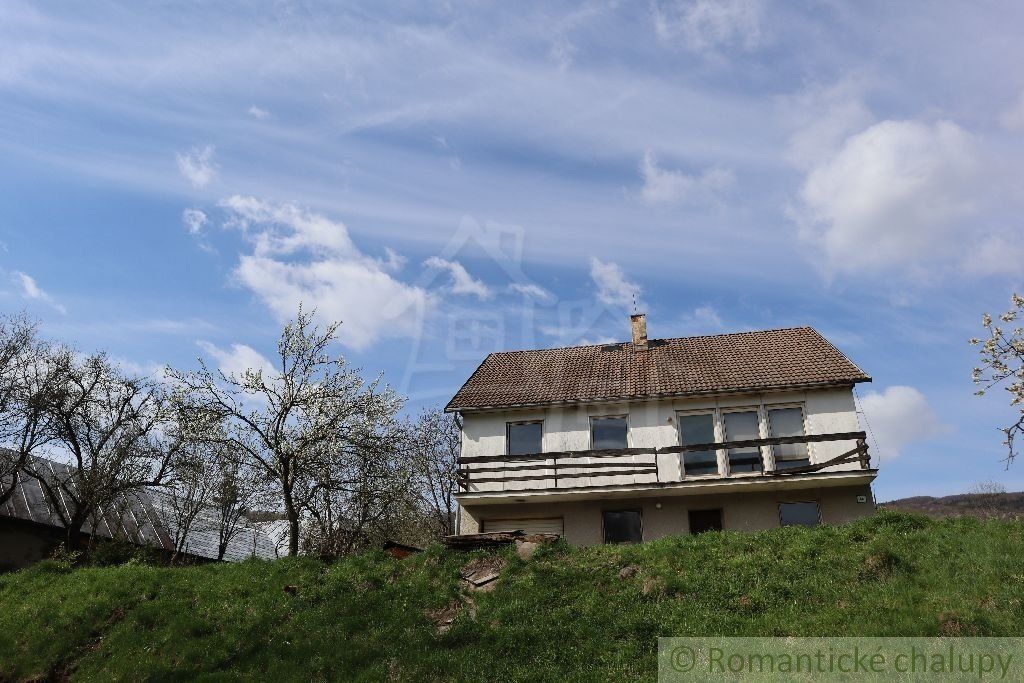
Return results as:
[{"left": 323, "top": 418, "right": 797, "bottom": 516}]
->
[
  {"left": 408, "top": 407, "right": 461, "bottom": 538},
  {"left": 167, "top": 306, "right": 403, "bottom": 556},
  {"left": 0, "top": 314, "right": 62, "bottom": 506},
  {"left": 152, "top": 451, "right": 213, "bottom": 563},
  {"left": 972, "top": 293, "right": 1024, "bottom": 465},
  {"left": 209, "top": 452, "right": 265, "bottom": 561},
  {"left": 300, "top": 419, "right": 412, "bottom": 555},
  {"left": 26, "top": 351, "right": 182, "bottom": 546},
  {"left": 969, "top": 480, "right": 1007, "bottom": 519}
]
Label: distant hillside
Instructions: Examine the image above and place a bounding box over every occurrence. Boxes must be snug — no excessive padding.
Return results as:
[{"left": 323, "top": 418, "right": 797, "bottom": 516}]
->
[
  {"left": 3, "top": 511, "right": 1024, "bottom": 680},
  {"left": 882, "top": 491, "right": 1024, "bottom": 519}
]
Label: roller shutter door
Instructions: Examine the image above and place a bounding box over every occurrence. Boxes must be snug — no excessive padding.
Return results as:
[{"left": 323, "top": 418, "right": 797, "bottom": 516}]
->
[{"left": 482, "top": 517, "right": 563, "bottom": 536}]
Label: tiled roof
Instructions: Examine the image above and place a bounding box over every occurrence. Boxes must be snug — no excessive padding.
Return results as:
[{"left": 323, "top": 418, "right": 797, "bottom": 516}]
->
[{"left": 446, "top": 327, "right": 870, "bottom": 412}]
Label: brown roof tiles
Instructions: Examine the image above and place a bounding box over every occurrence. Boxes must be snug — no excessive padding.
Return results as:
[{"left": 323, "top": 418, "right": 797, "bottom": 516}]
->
[{"left": 446, "top": 327, "right": 870, "bottom": 412}]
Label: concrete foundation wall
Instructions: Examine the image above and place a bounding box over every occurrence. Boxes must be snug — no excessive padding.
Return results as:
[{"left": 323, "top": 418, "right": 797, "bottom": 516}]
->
[{"left": 459, "top": 484, "right": 874, "bottom": 545}]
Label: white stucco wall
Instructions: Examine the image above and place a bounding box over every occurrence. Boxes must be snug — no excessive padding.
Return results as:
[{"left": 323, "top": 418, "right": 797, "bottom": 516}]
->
[{"left": 458, "top": 386, "right": 866, "bottom": 493}]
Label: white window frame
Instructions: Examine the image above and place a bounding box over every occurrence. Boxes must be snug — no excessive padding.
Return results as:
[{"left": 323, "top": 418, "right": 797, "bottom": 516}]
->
[
  {"left": 675, "top": 408, "right": 722, "bottom": 479},
  {"left": 764, "top": 402, "right": 812, "bottom": 471}
]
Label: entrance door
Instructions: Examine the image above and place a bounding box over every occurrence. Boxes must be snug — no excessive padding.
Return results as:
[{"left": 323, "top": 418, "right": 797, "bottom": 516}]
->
[{"left": 688, "top": 508, "right": 723, "bottom": 533}]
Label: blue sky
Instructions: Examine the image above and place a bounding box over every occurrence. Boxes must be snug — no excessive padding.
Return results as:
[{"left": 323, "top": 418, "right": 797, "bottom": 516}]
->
[{"left": 2, "top": 1, "right": 1024, "bottom": 500}]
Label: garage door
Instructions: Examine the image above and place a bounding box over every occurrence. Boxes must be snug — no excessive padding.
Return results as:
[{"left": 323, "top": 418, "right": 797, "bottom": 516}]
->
[{"left": 482, "top": 517, "right": 564, "bottom": 536}]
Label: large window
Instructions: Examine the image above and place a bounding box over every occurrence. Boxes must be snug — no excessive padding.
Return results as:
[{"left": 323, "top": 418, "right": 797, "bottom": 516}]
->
[
  {"left": 507, "top": 421, "right": 543, "bottom": 456},
  {"left": 779, "top": 501, "right": 820, "bottom": 527},
  {"left": 591, "top": 416, "right": 628, "bottom": 450},
  {"left": 722, "top": 410, "right": 763, "bottom": 473},
  {"left": 768, "top": 407, "right": 810, "bottom": 470},
  {"left": 678, "top": 413, "right": 719, "bottom": 476},
  {"left": 603, "top": 509, "right": 642, "bottom": 543}
]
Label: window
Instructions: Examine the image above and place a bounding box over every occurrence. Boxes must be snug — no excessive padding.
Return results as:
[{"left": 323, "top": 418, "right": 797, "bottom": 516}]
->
[
  {"left": 602, "top": 509, "right": 642, "bottom": 543},
  {"left": 768, "top": 406, "right": 809, "bottom": 470},
  {"left": 779, "top": 501, "right": 820, "bottom": 527},
  {"left": 507, "top": 421, "right": 542, "bottom": 456},
  {"left": 678, "top": 413, "right": 719, "bottom": 476},
  {"left": 688, "top": 509, "right": 723, "bottom": 533},
  {"left": 722, "top": 410, "right": 763, "bottom": 473},
  {"left": 591, "top": 416, "right": 628, "bottom": 450}
]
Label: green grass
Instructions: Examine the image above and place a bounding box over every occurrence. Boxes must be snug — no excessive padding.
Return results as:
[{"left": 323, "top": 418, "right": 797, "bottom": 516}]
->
[{"left": 2, "top": 510, "right": 1023, "bottom": 681}]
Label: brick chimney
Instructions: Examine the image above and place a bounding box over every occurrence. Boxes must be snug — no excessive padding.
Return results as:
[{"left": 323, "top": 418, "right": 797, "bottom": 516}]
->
[{"left": 630, "top": 313, "right": 648, "bottom": 351}]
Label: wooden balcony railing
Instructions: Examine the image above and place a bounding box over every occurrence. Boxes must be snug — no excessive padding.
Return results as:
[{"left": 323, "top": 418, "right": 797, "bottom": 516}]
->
[{"left": 457, "top": 431, "right": 870, "bottom": 492}]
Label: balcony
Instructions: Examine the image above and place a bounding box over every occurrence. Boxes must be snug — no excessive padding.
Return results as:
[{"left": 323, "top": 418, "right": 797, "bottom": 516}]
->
[{"left": 457, "top": 431, "right": 874, "bottom": 502}]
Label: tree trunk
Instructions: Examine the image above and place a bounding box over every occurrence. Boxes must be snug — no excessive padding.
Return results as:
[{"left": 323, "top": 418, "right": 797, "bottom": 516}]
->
[
  {"left": 284, "top": 490, "right": 299, "bottom": 556},
  {"left": 65, "top": 510, "right": 90, "bottom": 553}
]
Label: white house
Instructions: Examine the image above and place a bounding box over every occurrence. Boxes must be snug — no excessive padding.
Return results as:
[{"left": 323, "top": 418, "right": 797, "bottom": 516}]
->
[{"left": 446, "top": 314, "right": 877, "bottom": 545}]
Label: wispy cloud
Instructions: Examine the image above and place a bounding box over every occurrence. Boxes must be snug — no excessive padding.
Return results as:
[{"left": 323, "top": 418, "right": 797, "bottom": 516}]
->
[
  {"left": 653, "top": 0, "right": 764, "bottom": 52},
  {"left": 196, "top": 340, "right": 276, "bottom": 378},
  {"left": 509, "top": 283, "right": 552, "bottom": 301},
  {"left": 176, "top": 145, "right": 217, "bottom": 188},
  {"left": 589, "top": 257, "right": 641, "bottom": 309},
  {"left": 182, "top": 208, "right": 208, "bottom": 235},
  {"left": 423, "top": 256, "right": 491, "bottom": 300},
  {"left": 12, "top": 271, "right": 65, "bottom": 314},
  {"left": 247, "top": 105, "right": 270, "bottom": 120},
  {"left": 639, "top": 151, "right": 735, "bottom": 205}
]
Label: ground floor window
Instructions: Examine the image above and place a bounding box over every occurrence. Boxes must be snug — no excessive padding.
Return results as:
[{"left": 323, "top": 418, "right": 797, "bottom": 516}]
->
[
  {"left": 602, "top": 509, "right": 642, "bottom": 543},
  {"left": 688, "top": 508, "right": 723, "bottom": 533},
  {"left": 779, "top": 501, "right": 820, "bottom": 526}
]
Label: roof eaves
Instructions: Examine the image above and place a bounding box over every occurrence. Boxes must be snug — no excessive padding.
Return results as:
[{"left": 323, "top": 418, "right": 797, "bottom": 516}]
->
[{"left": 448, "top": 377, "right": 870, "bottom": 413}]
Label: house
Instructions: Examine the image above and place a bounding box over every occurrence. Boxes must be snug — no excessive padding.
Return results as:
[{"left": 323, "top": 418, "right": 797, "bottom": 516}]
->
[
  {"left": 0, "top": 455, "right": 280, "bottom": 570},
  {"left": 445, "top": 314, "right": 877, "bottom": 545}
]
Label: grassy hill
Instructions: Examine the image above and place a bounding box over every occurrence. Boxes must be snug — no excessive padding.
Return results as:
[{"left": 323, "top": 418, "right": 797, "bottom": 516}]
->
[{"left": 3, "top": 510, "right": 1024, "bottom": 681}]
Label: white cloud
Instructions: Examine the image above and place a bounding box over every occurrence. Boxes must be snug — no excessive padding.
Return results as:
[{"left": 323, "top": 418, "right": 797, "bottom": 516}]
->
[
  {"left": 639, "top": 151, "right": 734, "bottom": 205},
  {"left": 423, "top": 256, "right": 492, "bottom": 300},
  {"left": 654, "top": 0, "right": 764, "bottom": 52},
  {"left": 176, "top": 145, "right": 217, "bottom": 188},
  {"left": 859, "top": 385, "right": 947, "bottom": 460},
  {"left": 509, "top": 282, "right": 552, "bottom": 300},
  {"left": 12, "top": 271, "right": 65, "bottom": 314},
  {"left": 999, "top": 90, "right": 1024, "bottom": 131},
  {"left": 589, "top": 257, "right": 641, "bottom": 308},
  {"left": 247, "top": 105, "right": 269, "bottom": 120},
  {"left": 220, "top": 196, "right": 431, "bottom": 350},
  {"left": 795, "top": 119, "right": 983, "bottom": 276},
  {"left": 182, "top": 208, "right": 208, "bottom": 235},
  {"left": 196, "top": 340, "right": 276, "bottom": 378}
]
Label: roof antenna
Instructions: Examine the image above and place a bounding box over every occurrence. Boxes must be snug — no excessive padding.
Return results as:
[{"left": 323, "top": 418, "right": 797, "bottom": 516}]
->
[{"left": 632, "top": 291, "right": 638, "bottom": 315}]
